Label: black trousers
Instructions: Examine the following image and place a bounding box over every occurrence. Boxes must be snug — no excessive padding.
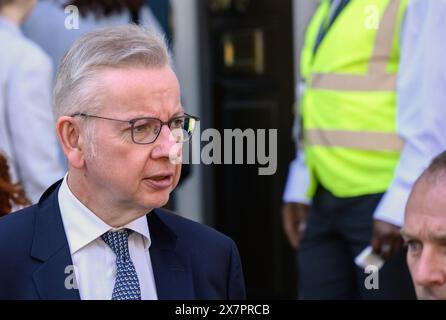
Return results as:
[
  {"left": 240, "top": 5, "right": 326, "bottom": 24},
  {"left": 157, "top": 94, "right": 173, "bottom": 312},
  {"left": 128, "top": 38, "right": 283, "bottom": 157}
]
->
[{"left": 297, "top": 186, "right": 416, "bottom": 299}]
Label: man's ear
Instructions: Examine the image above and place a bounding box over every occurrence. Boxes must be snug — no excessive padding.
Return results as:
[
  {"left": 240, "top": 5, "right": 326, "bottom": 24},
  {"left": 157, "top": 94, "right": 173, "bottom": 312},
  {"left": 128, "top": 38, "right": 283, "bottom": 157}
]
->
[{"left": 56, "top": 116, "right": 85, "bottom": 169}]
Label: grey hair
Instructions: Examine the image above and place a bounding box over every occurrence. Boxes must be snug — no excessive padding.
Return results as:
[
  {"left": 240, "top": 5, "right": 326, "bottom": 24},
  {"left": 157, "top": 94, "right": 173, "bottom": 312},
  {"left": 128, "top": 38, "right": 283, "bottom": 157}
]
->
[{"left": 53, "top": 24, "right": 171, "bottom": 120}]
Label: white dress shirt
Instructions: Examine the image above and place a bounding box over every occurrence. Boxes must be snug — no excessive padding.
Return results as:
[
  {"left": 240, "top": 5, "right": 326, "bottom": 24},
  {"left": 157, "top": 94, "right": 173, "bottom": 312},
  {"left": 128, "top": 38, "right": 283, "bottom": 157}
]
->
[
  {"left": 58, "top": 175, "right": 158, "bottom": 300},
  {"left": 0, "top": 17, "right": 64, "bottom": 203},
  {"left": 284, "top": 0, "right": 446, "bottom": 226}
]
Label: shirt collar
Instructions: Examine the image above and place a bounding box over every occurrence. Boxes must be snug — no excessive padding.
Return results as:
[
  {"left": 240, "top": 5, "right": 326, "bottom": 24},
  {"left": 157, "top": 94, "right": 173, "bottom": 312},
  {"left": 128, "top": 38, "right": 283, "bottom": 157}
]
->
[
  {"left": 0, "top": 16, "right": 22, "bottom": 37},
  {"left": 58, "top": 174, "right": 152, "bottom": 254}
]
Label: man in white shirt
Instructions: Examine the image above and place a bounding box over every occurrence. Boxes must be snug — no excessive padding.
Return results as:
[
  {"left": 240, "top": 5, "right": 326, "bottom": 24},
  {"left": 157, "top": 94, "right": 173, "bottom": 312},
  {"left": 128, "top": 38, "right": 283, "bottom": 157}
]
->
[
  {"left": 282, "top": 0, "right": 418, "bottom": 299},
  {"left": 399, "top": 0, "right": 446, "bottom": 300},
  {"left": 0, "top": 25, "right": 246, "bottom": 300},
  {"left": 0, "top": 0, "right": 65, "bottom": 203},
  {"left": 22, "top": 0, "right": 165, "bottom": 79}
]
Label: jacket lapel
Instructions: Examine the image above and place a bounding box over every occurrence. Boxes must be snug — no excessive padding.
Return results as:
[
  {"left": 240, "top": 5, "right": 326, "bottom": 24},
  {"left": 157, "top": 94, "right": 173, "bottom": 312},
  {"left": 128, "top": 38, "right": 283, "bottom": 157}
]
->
[
  {"left": 30, "top": 182, "right": 192, "bottom": 300},
  {"left": 31, "top": 180, "right": 80, "bottom": 300},
  {"left": 148, "top": 210, "right": 194, "bottom": 299}
]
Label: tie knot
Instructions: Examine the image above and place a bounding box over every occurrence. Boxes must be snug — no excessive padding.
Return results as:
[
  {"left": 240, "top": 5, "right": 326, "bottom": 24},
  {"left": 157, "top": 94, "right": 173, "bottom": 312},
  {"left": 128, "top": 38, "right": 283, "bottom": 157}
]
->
[{"left": 101, "top": 229, "right": 133, "bottom": 260}]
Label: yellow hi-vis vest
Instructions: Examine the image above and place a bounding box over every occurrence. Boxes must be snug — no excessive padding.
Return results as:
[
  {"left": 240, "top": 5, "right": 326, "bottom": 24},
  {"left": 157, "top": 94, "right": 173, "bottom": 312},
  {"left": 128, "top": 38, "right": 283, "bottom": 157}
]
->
[{"left": 301, "top": 0, "right": 408, "bottom": 198}]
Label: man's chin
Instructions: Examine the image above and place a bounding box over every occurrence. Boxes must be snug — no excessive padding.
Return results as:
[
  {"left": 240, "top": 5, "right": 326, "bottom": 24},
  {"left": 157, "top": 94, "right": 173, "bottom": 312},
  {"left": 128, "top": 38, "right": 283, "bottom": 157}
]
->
[
  {"left": 142, "top": 194, "right": 171, "bottom": 211},
  {"left": 417, "top": 290, "right": 446, "bottom": 300}
]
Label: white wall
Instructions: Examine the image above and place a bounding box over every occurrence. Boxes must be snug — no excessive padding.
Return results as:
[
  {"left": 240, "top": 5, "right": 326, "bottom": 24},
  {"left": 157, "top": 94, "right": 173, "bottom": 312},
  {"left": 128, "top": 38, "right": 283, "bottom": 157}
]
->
[{"left": 170, "top": 0, "right": 203, "bottom": 223}]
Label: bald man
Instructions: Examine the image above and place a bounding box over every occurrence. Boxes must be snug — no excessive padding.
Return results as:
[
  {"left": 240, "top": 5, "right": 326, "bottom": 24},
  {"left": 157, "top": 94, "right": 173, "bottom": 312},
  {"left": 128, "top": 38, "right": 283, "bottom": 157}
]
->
[{"left": 403, "top": 151, "right": 446, "bottom": 300}]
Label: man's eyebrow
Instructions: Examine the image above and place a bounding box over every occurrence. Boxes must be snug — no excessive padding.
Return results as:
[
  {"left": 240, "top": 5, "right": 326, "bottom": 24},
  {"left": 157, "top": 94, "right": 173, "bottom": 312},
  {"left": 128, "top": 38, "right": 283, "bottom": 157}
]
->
[
  {"left": 400, "top": 229, "right": 417, "bottom": 240},
  {"left": 125, "top": 109, "right": 185, "bottom": 120},
  {"left": 431, "top": 233, "right": 446, "bottom": 244},
  {"left": 401, "top": 229, "right": 446, "bottom": 244},
  {"left": 171, "top": 110, "right": 186, "bottom": 117}
]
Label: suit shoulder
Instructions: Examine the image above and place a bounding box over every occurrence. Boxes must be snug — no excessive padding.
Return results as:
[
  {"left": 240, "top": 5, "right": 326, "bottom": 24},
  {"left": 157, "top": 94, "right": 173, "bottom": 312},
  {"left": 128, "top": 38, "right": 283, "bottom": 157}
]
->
[
  {"left": 0, "top": 206, "right": 37, "bottom": 246},
  {"left": 153, "top": 208, "right": 235, "bottom": 248}
]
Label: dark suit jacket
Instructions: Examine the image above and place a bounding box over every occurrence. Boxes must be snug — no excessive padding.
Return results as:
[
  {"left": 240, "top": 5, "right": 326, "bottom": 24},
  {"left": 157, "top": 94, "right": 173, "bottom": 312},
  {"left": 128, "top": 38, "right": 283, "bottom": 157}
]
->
[{"left": 0, "top": 181, "right": 246, "bottom": 300}]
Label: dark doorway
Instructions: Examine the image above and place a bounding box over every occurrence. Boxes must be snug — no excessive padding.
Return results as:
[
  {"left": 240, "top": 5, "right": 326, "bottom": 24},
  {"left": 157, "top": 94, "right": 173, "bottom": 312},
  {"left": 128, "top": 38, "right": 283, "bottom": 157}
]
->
[{"left": 198, "top": 0, "right": 297, "bottom": 298}]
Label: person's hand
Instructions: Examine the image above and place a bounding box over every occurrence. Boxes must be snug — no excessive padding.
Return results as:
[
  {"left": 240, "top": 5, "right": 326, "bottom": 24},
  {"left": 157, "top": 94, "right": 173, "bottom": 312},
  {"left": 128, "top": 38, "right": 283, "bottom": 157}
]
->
[
  {"left": 281, "top": 202, "right": 310, "bottom": 249},
  {"left": 371, "top": 219, "right": 403, "bottom": 260}
]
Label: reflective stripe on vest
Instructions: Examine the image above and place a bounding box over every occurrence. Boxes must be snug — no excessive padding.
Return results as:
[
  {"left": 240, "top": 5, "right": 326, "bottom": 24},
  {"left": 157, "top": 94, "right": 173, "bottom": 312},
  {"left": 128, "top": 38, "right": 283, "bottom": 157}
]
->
[
  {"left": 306, "top": 0, "right": 404, "bottom": 152},
  {"left": 310, "top": 0, "right": 401, "bottom": 91},
  {"left": 301, "top": 0, "right": 407, "bottom": 197},
  {"left": 306, "top": 129, "right": 404, "bottom": 151}
]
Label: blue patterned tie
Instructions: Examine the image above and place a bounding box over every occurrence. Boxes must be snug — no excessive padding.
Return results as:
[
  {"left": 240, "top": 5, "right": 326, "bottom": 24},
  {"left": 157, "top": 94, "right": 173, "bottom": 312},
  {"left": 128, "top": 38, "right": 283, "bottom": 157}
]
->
[{"left": 101, "top": 229, "right": 141, "bottom": 300}]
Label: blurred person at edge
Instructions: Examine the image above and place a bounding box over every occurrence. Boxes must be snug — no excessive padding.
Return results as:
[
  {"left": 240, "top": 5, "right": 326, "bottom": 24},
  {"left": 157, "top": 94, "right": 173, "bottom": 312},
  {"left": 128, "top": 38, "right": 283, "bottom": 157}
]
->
[
  {"left": 22, "top": 0, "right": 164, "bottom": 78},
  {"left": 282, "top": 0, "right": 444, "bottom": 299},
  {"left": 0, "top": 0, "right": 64, "bottom": 204},
  {"left": 400, "top": 0, "right": 446, "bottom": 300},
  {"left": 0, "top": 153, "right": 30, "bottom": 217},
  {"left": 403, "top": 151, "right": 446, "bottom": 300}
]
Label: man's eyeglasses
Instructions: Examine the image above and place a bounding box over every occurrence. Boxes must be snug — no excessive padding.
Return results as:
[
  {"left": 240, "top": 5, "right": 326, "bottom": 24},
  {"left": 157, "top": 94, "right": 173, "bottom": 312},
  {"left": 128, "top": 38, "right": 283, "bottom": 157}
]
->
[{"left": 70, "top": 112, "right": 200, "bottom": 145}]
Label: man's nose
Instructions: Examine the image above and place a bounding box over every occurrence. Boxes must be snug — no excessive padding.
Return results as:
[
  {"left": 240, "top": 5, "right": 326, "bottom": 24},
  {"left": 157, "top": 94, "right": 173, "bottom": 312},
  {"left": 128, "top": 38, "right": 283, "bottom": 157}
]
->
[
  {"left": 413, "top": 247, "right": 446, "bottom": 288},
  {"left": 151, "top": 124, "right": 181, "bottom": 159}
]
